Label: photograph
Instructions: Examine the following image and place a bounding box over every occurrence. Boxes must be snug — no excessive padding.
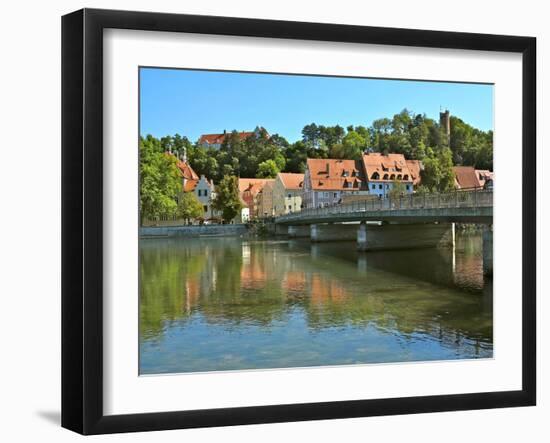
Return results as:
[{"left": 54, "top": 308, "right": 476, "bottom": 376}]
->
[{"left": 138, "top": 67, "right": 494, "bottom": 375}]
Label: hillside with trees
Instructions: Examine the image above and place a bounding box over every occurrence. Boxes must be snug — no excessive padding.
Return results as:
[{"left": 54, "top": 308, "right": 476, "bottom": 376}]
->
[{"left": 139, "top": 109, "right": 493, "bottom": 213}]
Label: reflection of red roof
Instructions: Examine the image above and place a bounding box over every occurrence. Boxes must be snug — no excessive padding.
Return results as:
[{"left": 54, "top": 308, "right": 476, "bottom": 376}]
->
[
  {"left": 453, "top": 166, "right": 482, "bottom": 189},
  {"left": 199, "top": 131, "right": 255, "bottom": 145},
  {"left": 306, "top": 159, "right": 366, "bottom": 191},
  {"left": 278, "top": 173, "right": 304, "bottom": 190}
]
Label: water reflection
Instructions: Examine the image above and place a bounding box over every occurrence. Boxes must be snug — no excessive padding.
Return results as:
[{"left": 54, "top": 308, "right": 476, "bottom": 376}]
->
[{"left": 139, "top": 233, "right": 492, "bottom": 374}]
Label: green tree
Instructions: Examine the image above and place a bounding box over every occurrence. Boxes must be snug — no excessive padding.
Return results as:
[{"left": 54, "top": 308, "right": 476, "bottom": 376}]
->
[
  {"left": 177, "top": 192, "right": 204, "bottom": 224},
  {"left": 256, "top": 159, "right": 280, "bottom": 178},
  {"left": 139, "top": 136, "right": 182, "bottom": 225},
  {"left": 420, "top": 147, "right": 455, "bottom": 192},
  {"left": 212, "top": 175, "right": 243, "bottom": 223},
  {"left": 388, "top": 181, "right": 407, "bottom": 199}
]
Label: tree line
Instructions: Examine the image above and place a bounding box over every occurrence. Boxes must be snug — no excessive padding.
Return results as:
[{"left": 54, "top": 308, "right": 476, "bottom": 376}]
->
[{"left": 140, "top": 109, "right": 493, "bottom": 222}]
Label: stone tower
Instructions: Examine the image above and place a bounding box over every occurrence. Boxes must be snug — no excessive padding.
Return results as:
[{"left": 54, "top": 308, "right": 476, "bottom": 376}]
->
[{"left": 439, "top": 109, "right": 451, "bottom": 145}]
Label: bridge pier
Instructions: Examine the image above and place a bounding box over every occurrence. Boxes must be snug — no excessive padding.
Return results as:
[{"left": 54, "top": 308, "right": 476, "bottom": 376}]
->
[
  {"left": 310, "top": 223, "right": 358, "bottom": 242},
  {"left": 483, "top": 224, "right": 493, "bottom": 277},
  {"left": 357, "top": 222, "right": 455, "bottom": 251},
  {"left": 288, "top": 225, "right": 311, "bottom": 238},
  {"left": 274, "top": 224, "right": 288, "bottom": 236}
]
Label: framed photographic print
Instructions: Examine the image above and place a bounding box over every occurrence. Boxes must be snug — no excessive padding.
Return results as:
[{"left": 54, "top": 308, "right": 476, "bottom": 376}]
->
[{"left": 61, "top": 8, "right": 536, "bottom": 435}]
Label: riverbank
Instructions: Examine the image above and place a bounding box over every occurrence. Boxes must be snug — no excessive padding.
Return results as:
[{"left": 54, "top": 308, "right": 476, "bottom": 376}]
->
[{"left": 140, "top": 224, "right": 248, "bottom": 239}]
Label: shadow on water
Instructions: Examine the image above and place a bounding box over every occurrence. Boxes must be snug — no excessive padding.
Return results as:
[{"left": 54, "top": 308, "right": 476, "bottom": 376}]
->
[{"left": 139, "top": 232, "right": 492, "bottom": 374}]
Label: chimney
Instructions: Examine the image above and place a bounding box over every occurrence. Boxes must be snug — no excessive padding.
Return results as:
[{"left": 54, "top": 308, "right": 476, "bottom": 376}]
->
[{"left": 326, "top": 162, "right": 330, "bottom": 176}]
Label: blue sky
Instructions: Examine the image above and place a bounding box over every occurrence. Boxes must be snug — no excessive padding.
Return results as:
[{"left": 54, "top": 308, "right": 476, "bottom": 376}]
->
[{"left": 140, "top": 67, "right": 493, "bottom": 143}]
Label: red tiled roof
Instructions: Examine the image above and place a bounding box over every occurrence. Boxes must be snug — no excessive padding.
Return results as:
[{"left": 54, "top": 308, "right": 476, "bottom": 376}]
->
[
  {"left": 176, "top": 159, "right": 199, "bottom": 181},
  {"left": 278, "top": 173, "right": 304, "bottom": 190},
  {"left": 362, "top": 152, "right": 415, "bottom": 183},
  {"left": 306, "top": 158, "right": 366, "bottom": 191},
  {"left": 238, "top": 178, "right": 274, "bottom": 194},
  {"left": 453, "top": 166, "right": 482, "bottom": 189},
  {"left": 183, "top": 180, "right": 198, "bottom": 192},
  {"left": 406, "top": 159, "right": 422, "bottom": 185},
  {"left": 199, "top": 131, "right": 257, "bottom": 146}
]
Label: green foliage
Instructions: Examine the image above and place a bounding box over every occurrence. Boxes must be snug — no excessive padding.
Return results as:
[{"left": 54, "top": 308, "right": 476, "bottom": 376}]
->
[
  {"left": 139, "top": 136, "right": 182, "bottom": 224},
  {"left": 388, "top": 181, "right": 407, "bottom": 199},
  {"left": 420, "top": 148, "right": 456, "bottom": 192},
  {"left": 212, "top": 175, "right": 243, "bottom": 223},
  {"left": 177, "top": 192, "right": 204, "bottom": 222},
  {"left": 256, "top": 159, "right": 280, "bottom": 178},
  {"left": 141, "top": 109, "right": 492, "bottom": 201}
]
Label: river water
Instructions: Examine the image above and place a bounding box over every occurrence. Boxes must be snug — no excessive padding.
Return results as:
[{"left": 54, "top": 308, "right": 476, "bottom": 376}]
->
[{"left": 139, "top": 232, "right": 493, "bottom": 374}]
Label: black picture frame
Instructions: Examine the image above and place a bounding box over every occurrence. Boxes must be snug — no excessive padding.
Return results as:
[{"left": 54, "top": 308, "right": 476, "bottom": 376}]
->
[{"left": 62, "top": 8, "right": 536, "bottom": 435}]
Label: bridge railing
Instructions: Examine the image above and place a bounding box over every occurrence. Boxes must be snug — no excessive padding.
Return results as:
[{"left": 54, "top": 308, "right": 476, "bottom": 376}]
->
[{"left": 276, "top": 188, "right": 493, "bottom": 223}]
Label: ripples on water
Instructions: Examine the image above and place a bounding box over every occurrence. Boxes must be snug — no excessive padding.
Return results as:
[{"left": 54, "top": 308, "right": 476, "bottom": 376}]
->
[{"left": 139, "top": 232, "right": 493, "bottom": 374}]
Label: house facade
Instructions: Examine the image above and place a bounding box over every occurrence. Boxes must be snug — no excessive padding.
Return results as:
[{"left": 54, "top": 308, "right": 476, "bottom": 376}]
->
[
  {"left": 238, "top": 178, "right": 274, "bottom": 219},
  {"left": 176, "top": 159, "right": 218, "bottom": 220},
  {"left": 453, "top": 166, "right": 494, "bottom": 190},
  {"left": 303, "top": 159, "right": 368, "bottom": 208},
  {"left": 255, "top": 180, "right": 275, "bottom": 218},
  {"left": 362, "top": 153, "right": 417, "bottom": 198},
  {"left": 302, "top": 153, "right": 423, "bottom": 209},
  {"left": 194, "top": 175, "right": 217, "bottom": 219},
  {"left": 273, "top": 173, "right": 304, "bottom": 216}
]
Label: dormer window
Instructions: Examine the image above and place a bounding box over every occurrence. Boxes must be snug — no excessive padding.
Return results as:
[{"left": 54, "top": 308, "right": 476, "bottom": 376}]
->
[
  {"left": 390, "top": 174, "right": 396, "bottom": 180},
  {"left": 371, "top": 172, "right": 380, "bottom": 180},
  {"left": 342, "top": 170, "right": 349, "bottom": 177},
  {"left": 397, "top": 174, "right": 402, "bottom": 180},
  {"left": 403, "top": 174, "right": 409, "bottom": 180},
  {"left": 383, "top": 174, "right": 389, "bottom": 180}
]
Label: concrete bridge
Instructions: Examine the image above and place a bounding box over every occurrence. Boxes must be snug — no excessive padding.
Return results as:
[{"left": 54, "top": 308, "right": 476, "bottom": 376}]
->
[{"left": 272, "top": 189, "right": 493, "bottom": 276}]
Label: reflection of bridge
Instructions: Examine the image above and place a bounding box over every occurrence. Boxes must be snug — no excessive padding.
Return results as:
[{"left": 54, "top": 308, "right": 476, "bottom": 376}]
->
[{"left": 272, "top": 190, "right": 493, "bottom": 276}]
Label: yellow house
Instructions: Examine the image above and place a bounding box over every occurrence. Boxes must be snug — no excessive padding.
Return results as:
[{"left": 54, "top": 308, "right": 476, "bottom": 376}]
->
[
  {"left": 273, "top": 173, "right": 304, "bottom": 216},
  {"left": 255, "top": 180, "right": 275, "bottom": 217}
]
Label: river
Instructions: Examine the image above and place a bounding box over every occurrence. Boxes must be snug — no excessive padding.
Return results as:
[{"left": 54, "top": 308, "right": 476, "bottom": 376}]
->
[{"left": 139, "top": 232, "right": 493, "bottom": 374}]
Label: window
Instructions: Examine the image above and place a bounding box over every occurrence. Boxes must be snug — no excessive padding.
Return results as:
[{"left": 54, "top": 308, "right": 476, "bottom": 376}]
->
[
  {"left": 204, "top": 189, "right": 208, "bottom": 197},
  {"left": 383, "top": 174, "right": 389, "bottom": 180},
  {"left": 403, "top": 174, "right": 409, "bottom": 180},
  {"left": 371, "top": 172, "right": 380, "bottom": 180},
  {"left": 406, "top": 185, "right": 411, "bottom": 191},
  {"left": 288, "top": 205, "right": 292, "bottom": 211},
  {"left": 390, "top": 174, "right": 395, "bottom": 180},
  {"left": 371, "top": 184, "right": 376, "bottom": 190},
  {"left": 197, "top": 189, "right": 201, "bottom": 197},
  {"left": 203, "top": 205, "right": 208, "bottom": 212},
  {"left": 324, "top": 192, "right": 329, "bottom": 197},
  {"left": 288, "top": 194, "right": 292, "bottom": 198},
  {"left": 378, "top": 184, "right": 383, "bottom": 189},
  {"left": 333, "top": 192, "right": 337, "bottom": 198}
]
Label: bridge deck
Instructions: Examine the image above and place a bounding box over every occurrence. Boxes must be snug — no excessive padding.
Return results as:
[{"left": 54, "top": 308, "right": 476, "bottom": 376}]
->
[{"left": 275, "top": 189, "right": 493, "bottom": 225}]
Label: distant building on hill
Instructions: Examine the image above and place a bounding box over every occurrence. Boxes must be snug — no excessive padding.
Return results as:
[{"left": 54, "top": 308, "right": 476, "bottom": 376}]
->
[
  {"left": 273, "top": 173, "right": 304, "bottom": 216},
  {"left": 198, "top": 126, "right": 268, "bottom": 149}
]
